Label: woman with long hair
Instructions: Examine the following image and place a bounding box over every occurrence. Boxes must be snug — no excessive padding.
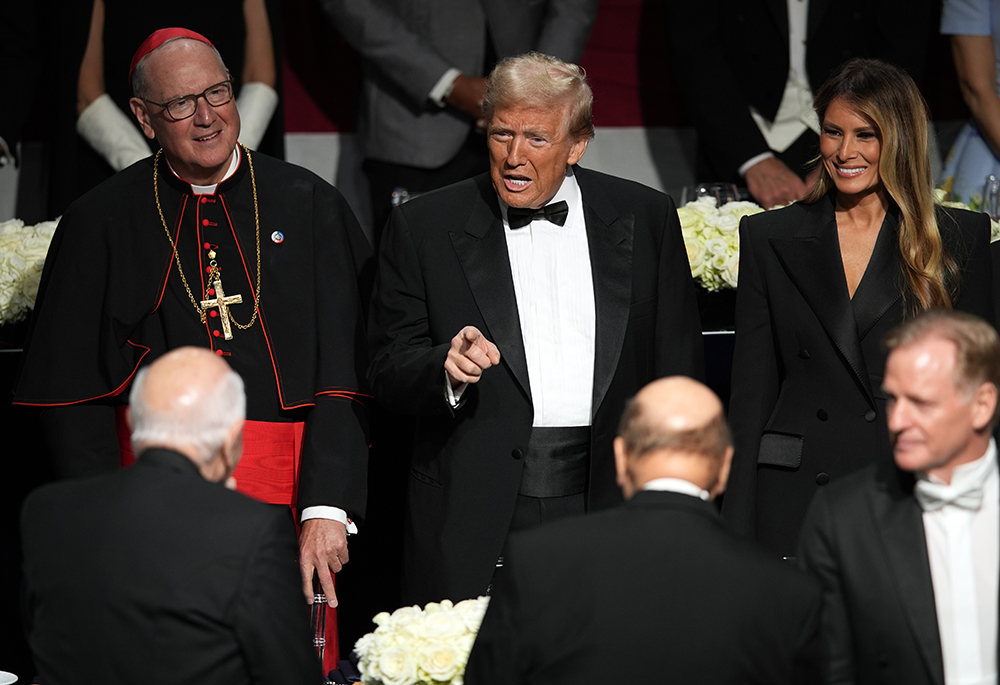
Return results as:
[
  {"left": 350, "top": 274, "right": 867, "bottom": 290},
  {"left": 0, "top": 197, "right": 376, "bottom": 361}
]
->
[{"left": 724, "top": 58, "right": 995, "bottom": 557}]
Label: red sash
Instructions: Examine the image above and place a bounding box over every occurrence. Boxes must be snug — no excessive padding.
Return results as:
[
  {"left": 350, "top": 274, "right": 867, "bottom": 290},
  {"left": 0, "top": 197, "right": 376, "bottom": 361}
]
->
[{"left": 116, "top": 407, "right": 304, "bottom": 504}]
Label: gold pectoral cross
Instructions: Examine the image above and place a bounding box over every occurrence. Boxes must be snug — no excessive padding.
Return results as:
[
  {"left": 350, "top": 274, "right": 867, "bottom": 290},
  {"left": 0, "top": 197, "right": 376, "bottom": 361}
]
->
[{"left": 200, "top": 273, "right": 243, "bottom": 340}]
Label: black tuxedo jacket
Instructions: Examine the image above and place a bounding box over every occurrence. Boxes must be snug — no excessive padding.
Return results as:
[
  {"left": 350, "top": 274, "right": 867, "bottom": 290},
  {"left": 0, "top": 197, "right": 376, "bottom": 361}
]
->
[
  {"left": 367, "top": 166, "right": 704, "bottom": 605},
  {"left": 725, "top": 195, "right": 994, "bottom": 557},
  {"left": 665, "top": 0, "right": 932, "bottom": 180},
  {"left": 21, "top": 449, "right": 321, "bottom": 685},
  {"left": 465, "top": 490, "right": 823, "bottom": 684},
  {"left": 798, "top": 461, "right": 1000, "bottom": 685}
]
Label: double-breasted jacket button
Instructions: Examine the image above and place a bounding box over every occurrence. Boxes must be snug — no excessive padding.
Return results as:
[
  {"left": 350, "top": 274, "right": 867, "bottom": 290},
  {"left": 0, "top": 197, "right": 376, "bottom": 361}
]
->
[
  {"left": 815, "top": 473, "right": 830, "bottom": 485},
  {"left": 511, "top": 448, "right": 524, "bottom": 461},
  {"left": 816, "top": 409, "right": 828, "bottom": 421},
  {"left": 864, "top": 409, "right": 877, "bottom": 422}
]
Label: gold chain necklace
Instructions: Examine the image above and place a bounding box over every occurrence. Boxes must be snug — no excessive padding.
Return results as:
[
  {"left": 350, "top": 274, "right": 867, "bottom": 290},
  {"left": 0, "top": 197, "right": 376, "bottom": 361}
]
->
[{"left": 153, "top": 144, "right": 262, "bottom": 333}]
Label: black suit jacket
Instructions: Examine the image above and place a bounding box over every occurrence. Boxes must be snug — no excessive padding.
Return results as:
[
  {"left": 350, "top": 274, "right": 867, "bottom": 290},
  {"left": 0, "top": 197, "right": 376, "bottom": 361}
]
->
[
  {"left": 725, "top": 195, "right": 994, "bottom": 557},
  {"left": 798, "top": 460, "right": 999, "bottom": 685},
  {"left": 665, "top": 0, "right": 932, "bottom": 180},
  {"left": 21, "top": 449, "right": 321, "bottom": 685},
  {"left": 367, "top": 166, "right": 704, "bottom": 605},
  {"left": 465, "top": 490, "right": 823, "bottom": 684}
]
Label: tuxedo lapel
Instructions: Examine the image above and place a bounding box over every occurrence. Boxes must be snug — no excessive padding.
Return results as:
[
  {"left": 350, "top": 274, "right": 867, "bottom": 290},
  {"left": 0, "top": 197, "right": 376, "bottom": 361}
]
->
[
  {"left": 449, "top": 180, "right": 531, "bottom": 400},
  {"left": 769, "top": 201, "right": 874, "bottom": 403},
  {"left": 764, "top": 0, "right": 789, "bottom": 38},
  {"left": 850, "top": 209, "right": 902, "bottom": 340},
  {"left": 576, "top": 168, "right": 634, "bottom": 418},
  {"left": 871, "top": 469, "right": 945, "bottom": 685}
]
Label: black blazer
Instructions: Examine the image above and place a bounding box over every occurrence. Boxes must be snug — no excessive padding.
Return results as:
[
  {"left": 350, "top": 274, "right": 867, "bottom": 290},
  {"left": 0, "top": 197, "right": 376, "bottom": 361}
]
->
[
  {"left": 367, "top": 167, "right": 704, "bottom": 606},
  {"left": 725, "top": 195, "right": 994, "bottom": 557},
  {"left": 665, "top": 0, "right": 932, "bottom": 180},
  {"left": 465, "top": 490, "right": 823, "bottom": 685},
  {"left": 798, "top": 460, "right": 1000, "bottom": 685},
  {"left": 21, "top": 449, "right": 322, "bottom": 685}
]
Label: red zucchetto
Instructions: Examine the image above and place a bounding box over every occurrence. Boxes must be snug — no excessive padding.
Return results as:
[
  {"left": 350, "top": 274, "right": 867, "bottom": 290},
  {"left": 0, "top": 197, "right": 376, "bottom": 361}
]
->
[{"left": 128, "top": 27, "right": 215, "bottom": 85}]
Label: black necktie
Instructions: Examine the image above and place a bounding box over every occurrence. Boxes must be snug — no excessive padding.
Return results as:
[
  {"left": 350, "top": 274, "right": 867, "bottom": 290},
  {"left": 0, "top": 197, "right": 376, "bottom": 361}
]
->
[{"left": 507, "top": 200, "right": 570, "bottom": 229}]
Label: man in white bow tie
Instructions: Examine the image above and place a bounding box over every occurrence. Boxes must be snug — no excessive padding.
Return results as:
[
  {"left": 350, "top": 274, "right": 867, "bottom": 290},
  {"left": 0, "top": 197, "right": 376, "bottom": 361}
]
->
[{"left": 798, "top": 309, "right": 1000, "bottom": 685}]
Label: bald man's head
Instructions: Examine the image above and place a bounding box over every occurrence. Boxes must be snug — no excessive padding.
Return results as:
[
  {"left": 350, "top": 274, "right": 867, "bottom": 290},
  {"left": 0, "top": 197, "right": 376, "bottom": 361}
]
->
[
  {"left": 614, "top": 377, "right": 733, "bottom": 499},
  {"left": 129, "top": 347, "right": 246, "bottom": 481}
]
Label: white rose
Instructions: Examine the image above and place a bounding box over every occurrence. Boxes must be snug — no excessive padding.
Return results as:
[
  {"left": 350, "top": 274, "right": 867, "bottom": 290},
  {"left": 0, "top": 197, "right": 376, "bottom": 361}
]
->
[
  {"left": 388, "top": 605, "right": 423, "bottom": 631},
  {"left": 354, "top": 632, "right": 377, "bottom": 658},
  {"left": 376, "top": 646, "right": 418, "bottom": 685},
  {"left": 704, "top": 237, "right": 729, "bottom": 256},
  {"left": 720, "top": 200, "right": 764, "bottom": 220},
  {"left": 419, "top": 641, "right": 462, "bottom": 682},
  {"left": 422, "top": 610, "right": 464, "bottom": 639},
  {"left": 676, "top": 206, "right": 706, "bottom": 233},
  {"left": 711, "top": 213, "right": 739, "bottom": 233},
  {"left": 722, "top": 254, "right": 740, "bottom": 289},
  {"left": 22, "top": 271, "right": 41, "bottom": 302},
  {"left": 455, "top": 597, "right": 489, "bottom": 633}
]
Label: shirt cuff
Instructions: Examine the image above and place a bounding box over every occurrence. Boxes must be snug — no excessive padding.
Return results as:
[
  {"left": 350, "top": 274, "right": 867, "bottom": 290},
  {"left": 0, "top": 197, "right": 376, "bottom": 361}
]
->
[
  {"left": 300, "top": 505, "right": 358, "bottom": 534},
  {"left": 739, "top": 151, "right": 776, "bottom": 178},
  {"left": 444, "top": 368, "right": 468, "bottom": 407},
  {"left": 429, "top": 68, "right": 463, "bottom": 107}
]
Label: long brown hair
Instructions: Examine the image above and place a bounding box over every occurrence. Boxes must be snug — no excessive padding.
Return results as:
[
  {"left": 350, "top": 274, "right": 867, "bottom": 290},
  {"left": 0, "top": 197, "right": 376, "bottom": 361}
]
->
[{"left": 803, "top": 58, "right": 958, "bottom": 314}]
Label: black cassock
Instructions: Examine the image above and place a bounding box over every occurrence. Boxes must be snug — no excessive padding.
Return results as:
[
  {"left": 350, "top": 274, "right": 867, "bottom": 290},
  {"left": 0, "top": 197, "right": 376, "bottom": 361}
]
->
[{"left": 15, "top": 147, "right": 371, "bottom": 519}]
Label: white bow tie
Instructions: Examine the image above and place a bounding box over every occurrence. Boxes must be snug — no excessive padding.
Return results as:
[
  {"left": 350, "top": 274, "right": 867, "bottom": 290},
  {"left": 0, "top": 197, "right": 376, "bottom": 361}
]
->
[{"left": 915, "top": 478, "right": 985, "bottom": 512}]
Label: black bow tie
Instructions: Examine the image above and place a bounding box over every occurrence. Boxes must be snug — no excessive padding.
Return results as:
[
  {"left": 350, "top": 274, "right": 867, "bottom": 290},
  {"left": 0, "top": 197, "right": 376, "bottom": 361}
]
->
[{"left": 506, "top": 201, "right": 570, "bottom": 229}]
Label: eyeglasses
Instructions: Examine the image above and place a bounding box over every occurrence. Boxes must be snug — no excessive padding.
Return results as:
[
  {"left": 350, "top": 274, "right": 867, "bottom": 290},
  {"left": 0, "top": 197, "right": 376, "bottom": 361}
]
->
[{"left": 144, "top": 80, "right": 234, "bottom": 121}]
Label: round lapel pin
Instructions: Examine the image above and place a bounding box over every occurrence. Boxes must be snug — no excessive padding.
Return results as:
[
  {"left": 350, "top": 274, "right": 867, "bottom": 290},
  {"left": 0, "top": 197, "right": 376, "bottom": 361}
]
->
[{"left": 271, "top": 231, "right": 284, "bottom": 244}]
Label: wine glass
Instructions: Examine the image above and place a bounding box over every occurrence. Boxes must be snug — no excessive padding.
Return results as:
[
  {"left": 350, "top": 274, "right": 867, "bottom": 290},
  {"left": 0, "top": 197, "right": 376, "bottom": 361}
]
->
[
  {"left": 680, "top": 182, "right": 740, "bottom": 206},
  {"left": 982, "top": 175, "right": 1000, "bottom": 221}
]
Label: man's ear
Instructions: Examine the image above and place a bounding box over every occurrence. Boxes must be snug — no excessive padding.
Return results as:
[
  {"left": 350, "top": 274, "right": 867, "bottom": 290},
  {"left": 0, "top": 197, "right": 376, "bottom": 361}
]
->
[
  {"left": 972, "top": 382, "right": 998, "bottom": 432},
  {"left": 567, "top": 136, "right": 588, "bottom": 166},
  {"left": 223, "top": 419, "right": 245, "bottom": 471},
  {"left": 708, "top": 446, "right": 735, "bottom": 500},
  {"left": 614, "top": 436, "right": 636, "bottom": 499},
  {"left": 129, "top": 98, "right": 157, "bottom": 140}
]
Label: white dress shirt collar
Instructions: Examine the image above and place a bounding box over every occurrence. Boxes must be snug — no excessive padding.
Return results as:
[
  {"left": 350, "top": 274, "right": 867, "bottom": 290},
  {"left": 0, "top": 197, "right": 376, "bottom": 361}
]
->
[
  {"left": 165, "top": 145, "right": 240, "bottom": 195},
  {"left": 498, "top": 165, "right": 580, "bottom": 226},
  {"left": 641, "top": 477, "right": 710, "bottom": 501}
]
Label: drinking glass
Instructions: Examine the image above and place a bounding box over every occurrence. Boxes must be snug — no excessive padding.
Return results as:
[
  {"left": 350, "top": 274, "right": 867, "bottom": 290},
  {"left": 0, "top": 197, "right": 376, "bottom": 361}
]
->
[{"left": 681, "top": 182, "right": 740, "bottom": 206}]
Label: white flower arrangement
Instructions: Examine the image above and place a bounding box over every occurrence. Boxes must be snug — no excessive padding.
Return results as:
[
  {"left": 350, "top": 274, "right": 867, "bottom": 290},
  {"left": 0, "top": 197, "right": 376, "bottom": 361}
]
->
[
  {"left": 0, "top": 218, "right": 58, "bottom": 325},
  {"left": 680, "top": 192, "right": 1000, "bottom": 292},
  {"left": 354, "top": 597, "right": 490, "bottom": 685},
  {"left": 933, "top": 188, "right": 1000, "bottom": 243},
  {"left": 677, "top": 197, "right": 763, "bottom": 291}
]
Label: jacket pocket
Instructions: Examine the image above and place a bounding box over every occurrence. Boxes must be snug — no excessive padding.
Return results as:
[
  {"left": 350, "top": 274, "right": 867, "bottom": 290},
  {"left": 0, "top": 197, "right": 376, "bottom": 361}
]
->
[
  {"left": 410, "top": 467, "right": 443, "bottom": 488},
  {"left": 757, "top": 432, "right": 803, "bottom": 468},
  {"left": 629, "top": 296, "right": 657, "bottom": 320}
]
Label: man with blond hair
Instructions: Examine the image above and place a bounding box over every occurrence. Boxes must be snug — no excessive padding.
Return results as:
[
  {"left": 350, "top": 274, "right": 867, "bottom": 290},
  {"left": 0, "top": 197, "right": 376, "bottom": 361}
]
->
[
  {"left": 368, "top": 52, "right": 703, "bottom": 605},
  {"left": 799, "top": 310, "right": 1000, "bottom": 684},
  {"left": 465, "top": 377, "right": 822, "bottom": 684}
]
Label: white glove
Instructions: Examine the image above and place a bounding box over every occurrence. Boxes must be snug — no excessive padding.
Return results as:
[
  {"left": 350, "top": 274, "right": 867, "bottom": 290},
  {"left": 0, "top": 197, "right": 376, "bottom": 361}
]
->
[
  {"left": 76, "top": 93, "right": 151, "bottom": 171},
  {"left": 236, "top": 81, "right": 278, "bottom": 150}
]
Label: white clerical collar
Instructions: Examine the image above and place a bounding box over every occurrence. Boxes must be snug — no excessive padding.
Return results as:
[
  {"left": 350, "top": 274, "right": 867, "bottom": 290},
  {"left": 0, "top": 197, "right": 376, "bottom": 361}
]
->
[
  {"left": 641, "top": 477, "right": 711, "bottom": 501},
  {"left": 498, "top": 166, "right": 580, "bottom": 225},
  {"left": 165, "top": 145, "right": 240, "bottom": 195},
  {"left": 920, "top": 439, "right": 997, "bottom": 489}
]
